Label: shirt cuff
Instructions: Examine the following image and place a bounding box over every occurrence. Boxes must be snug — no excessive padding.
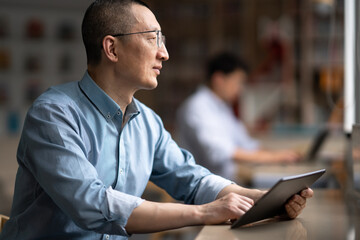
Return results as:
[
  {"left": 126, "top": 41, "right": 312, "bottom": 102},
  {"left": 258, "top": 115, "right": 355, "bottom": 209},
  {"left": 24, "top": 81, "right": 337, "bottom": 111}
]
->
[
  {"left": 104, "top": 187, "right": 144, "bottom": 235},
  {"left": 194, "top": 175, "right": 233, "bottom": 205}
]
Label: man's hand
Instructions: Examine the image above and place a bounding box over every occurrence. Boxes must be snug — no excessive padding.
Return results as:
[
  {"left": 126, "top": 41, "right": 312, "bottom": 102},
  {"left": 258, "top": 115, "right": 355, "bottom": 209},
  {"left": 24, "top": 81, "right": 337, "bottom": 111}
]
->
[
  {"left": 285, "top": 188, "right": 313, "bottom": 218},
  {"left": 198, "top": 192, "right": 254, "bottom": 225},
  {"left": 271, "top": 150, "right": 302, "bottom": 163},
  {"left": 214, "top": 184, "right": 313, "bottom": 223}
]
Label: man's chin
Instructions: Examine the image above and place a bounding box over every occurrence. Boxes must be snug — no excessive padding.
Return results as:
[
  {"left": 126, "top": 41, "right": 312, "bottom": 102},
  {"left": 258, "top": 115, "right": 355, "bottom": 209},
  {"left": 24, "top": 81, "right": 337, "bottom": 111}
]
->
[{"left": 142, "top": 81, "right": 158, "bottom": 90}]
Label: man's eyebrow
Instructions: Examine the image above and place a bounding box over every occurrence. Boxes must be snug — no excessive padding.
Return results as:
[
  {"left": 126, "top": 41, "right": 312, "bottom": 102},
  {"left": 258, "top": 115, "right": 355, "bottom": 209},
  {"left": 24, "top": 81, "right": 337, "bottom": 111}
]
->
[{"left": 148, "top": 25, "right": 161, "bottom": 31}]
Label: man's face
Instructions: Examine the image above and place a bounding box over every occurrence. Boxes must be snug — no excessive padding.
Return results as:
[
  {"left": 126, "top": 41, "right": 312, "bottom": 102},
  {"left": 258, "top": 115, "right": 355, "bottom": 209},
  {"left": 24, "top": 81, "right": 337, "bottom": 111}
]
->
[
  {"left": 217, "top": 69, "right": 247, "bottom": 104},
  {"left": 115, "top": 4, "right": 169, "bottom": 91}
]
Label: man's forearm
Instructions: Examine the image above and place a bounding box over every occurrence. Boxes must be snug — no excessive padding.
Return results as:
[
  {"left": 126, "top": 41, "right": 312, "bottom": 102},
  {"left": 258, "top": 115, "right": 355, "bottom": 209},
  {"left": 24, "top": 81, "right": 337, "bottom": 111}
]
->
[
  {"left": 232, "top": 148, "right": 300, "bottom": 164},
  {"left": 125, "top": 200, "right": 202, "bottom": 234},
  {"left": 125, "top": 185, "right": 258, "bottom": 234}
]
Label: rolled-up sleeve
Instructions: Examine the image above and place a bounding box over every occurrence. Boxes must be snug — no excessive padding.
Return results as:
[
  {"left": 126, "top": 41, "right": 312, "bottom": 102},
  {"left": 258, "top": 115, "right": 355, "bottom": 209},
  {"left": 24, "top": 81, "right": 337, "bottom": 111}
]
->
[
  {"left": 194, "top": 175, "right": 233, "bottom": 204},
  {"left": 104, "top": 187, "right": 144, "bottom": 235}
]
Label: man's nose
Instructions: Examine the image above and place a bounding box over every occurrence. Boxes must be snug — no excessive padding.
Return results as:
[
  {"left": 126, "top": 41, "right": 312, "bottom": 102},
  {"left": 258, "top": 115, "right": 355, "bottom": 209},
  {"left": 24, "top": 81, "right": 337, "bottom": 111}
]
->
[{"left": 158, "top": 44, "right": 169, "bottom": 61}]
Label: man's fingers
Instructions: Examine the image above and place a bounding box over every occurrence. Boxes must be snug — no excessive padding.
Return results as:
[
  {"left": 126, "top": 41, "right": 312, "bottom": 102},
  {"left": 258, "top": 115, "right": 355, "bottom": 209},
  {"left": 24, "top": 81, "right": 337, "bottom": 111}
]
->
[
  {"left": 286, "top": 193, "right": 308, "bottom": 219},
  {"left": 231, "top": 194, "right": 254, "bottom": 213},
  {"left": 300, "top": 188, "right": 314, "bottom": 198},
  {"left": 289, "top": 199, "right": 303, "bottom": 212},
  {"left": 291, "top": 194, "right": 306, "bottom": 207},
  {"left": 238, "top": 200, "right": 253, "bottom": 212},
  {"left": 285, "top": 204, "right": 298, "bottom": 219},
  {"left": 226, "top": 193, "right": 255, "bottom": 218},
  {"left": 238, "top": 195, "right": 254, "bottom": 208}
]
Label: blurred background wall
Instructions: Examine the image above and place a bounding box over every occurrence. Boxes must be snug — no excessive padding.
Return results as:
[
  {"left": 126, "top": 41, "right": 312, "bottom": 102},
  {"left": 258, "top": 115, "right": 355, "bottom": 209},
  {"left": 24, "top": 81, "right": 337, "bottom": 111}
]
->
[
  {"left": 143, "top": 0, "right": 344, "bottom": 135},
  {"left": 0, "top": 0, "right": 344, "bottom": 137}
]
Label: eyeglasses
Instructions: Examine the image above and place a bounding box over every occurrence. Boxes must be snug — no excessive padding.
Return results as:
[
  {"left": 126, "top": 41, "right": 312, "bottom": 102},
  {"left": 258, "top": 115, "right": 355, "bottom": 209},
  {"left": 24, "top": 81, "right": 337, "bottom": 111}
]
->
[{"left": 112, "top": 30, "right": 165, "bottom": 48}]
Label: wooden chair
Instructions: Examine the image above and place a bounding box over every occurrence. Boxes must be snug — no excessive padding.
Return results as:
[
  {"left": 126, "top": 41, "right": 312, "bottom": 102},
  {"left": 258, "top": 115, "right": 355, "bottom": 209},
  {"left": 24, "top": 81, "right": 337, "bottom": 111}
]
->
[{"left": 0, "top": 214, "right": 9, "bottom": 232}]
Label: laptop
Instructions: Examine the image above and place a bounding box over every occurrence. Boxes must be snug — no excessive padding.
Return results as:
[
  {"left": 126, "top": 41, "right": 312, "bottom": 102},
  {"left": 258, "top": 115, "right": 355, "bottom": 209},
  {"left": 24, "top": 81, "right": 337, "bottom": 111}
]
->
[
  {"left": 303, "top": 127, "right": 330, "bottom": 162},
  {"left": 231, "top": 169, "right": 326, "bottom": 228}
]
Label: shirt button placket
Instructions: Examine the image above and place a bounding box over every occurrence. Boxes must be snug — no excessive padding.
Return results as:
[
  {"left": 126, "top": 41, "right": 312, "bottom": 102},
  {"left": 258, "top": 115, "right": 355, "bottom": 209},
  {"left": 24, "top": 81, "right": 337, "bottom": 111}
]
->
[{"left": 118, "top": 132, "right": 126, "bottom": 186}]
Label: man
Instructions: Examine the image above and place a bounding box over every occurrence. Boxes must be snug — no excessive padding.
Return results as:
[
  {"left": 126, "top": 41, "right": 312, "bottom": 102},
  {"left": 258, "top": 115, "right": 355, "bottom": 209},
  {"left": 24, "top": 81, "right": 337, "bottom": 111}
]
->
[
  {"left": 0, "top": 1, "right": 312, "bottom": 239},
  {"left": 176, "top": 53, "right": 301, "bottom": 181}
]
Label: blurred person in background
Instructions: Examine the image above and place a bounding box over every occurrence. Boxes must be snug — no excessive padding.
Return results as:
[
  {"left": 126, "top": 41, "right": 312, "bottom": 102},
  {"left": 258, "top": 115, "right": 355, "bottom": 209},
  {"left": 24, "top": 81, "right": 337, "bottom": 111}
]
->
[
  {"left": 176, "top": 52, "right": 301, "bottom": 182},
  {"left": 0, "top": 1, "right": 312, "bottom": 240}
]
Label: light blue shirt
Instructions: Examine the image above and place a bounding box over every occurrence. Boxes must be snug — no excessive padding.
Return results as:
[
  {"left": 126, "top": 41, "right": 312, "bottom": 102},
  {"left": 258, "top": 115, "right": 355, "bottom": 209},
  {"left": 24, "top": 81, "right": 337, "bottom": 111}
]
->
[
  {"left": 0, "top": 72, "right": 232, "bottom": 240},
  {"left": 176, "top": 86, "right": 259, "bottom": 181}
]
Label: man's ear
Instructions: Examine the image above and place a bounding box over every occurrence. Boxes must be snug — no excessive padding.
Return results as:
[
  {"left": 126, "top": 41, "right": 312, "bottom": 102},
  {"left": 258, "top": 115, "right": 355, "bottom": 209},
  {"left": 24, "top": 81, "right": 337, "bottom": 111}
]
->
[{"left": 102, "top": 35, "right": 118, "bottom": 63}]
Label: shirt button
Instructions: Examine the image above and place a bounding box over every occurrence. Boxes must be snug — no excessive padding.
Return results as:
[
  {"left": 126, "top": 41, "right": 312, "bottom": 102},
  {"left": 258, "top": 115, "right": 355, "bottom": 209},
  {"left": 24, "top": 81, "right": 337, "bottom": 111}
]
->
[
  {"left": 119, "top": 169, "right": 123, "bottom": 174},
  {"left": 105, "top": 235, "right": 110, "bottom": 239},
  {"left": 117, "top": 111, "right": 121, "bottom": 115}
]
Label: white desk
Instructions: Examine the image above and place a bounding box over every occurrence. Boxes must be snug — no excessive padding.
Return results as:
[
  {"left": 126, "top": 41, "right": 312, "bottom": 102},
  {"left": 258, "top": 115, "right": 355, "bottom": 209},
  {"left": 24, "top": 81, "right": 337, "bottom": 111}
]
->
[{"left": 195, "top": 190, "right": 354, "bottom": 240}]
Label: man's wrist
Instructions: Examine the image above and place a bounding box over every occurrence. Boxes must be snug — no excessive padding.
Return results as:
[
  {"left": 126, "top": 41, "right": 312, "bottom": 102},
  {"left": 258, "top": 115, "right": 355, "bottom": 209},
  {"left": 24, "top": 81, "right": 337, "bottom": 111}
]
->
[{"left": 192, "top": 205, "right": 206, "bottom": 225}]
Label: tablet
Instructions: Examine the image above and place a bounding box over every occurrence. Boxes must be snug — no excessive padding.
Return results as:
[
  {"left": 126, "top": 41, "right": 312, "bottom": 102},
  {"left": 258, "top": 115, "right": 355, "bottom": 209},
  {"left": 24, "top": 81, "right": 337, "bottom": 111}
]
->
[{"left": 231, "top": 169, "right": 326, "bottom": 228}]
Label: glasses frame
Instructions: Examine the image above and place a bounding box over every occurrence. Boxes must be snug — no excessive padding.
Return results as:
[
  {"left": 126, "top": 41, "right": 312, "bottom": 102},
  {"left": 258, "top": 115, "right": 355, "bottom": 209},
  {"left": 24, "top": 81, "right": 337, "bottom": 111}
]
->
[{"left": 111, "top": 30, "right": 165, "bottom": 48}]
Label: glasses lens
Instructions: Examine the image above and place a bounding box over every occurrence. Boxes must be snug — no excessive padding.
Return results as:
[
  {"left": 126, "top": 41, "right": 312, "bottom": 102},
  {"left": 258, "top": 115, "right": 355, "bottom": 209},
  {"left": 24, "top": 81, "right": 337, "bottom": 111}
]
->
[
  {"left": 161, "top": 35, "right": 165, "bottom": 47},
  {"left": 157, "top": 31, "right": 165, "bottom": 48}
]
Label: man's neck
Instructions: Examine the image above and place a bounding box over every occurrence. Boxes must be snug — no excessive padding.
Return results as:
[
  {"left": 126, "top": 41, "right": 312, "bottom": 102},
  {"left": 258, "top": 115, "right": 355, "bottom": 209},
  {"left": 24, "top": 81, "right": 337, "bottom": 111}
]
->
[
  {"left": 88, "top": 67, "right": 134, "bottom": 114},
  {"left": 209, "top": 85, "right": 231, "bottom": 105}
]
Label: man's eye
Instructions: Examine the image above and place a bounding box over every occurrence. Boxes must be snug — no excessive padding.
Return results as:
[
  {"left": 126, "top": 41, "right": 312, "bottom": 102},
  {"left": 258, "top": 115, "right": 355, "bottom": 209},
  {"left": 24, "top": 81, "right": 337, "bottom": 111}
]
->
[{"left": 147, "top": 37, "right": 156, "bottom": 44}]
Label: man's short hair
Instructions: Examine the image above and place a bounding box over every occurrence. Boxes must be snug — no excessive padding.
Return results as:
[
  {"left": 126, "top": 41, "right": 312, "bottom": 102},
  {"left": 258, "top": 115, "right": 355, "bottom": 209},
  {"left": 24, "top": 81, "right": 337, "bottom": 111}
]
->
[
  {"left": 206, "top": 52, "right": 249, "bottom": 81},
  {"left": 82, "top": 0, "right": 150, "bottom": 66}
]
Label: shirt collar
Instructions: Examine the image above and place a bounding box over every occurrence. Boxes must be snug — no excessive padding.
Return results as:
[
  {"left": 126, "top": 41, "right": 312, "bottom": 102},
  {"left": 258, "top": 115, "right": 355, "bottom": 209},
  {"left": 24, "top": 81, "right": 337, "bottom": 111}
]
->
[
  {"left": 79, "top": 71, "right": 140, "bottom": 121},
  {"left": 200, "top": 85, "right": 230, "bottom": 107},
  {"left": 199, "top": 85, "right": 234, "bottom": 113}
]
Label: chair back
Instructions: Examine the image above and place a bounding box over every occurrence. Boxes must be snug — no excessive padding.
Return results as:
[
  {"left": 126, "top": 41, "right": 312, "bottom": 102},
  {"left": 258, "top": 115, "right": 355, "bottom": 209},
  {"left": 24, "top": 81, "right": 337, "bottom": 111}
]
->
[{"left": 0, "top": 214, "right": 9, "bottom": 232}]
